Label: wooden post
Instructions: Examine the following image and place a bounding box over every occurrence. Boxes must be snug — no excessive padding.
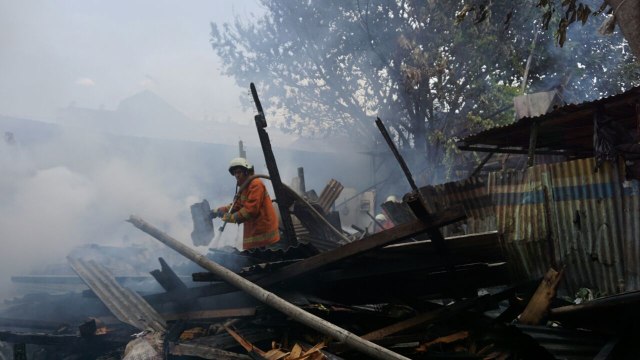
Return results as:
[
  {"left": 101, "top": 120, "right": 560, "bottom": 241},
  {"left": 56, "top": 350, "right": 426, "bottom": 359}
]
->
[
  {"left": 527, "top": 121, "right": 539, "bottom": 167},
  {"left": 297, "top": 167, "right": 306, "bottom": 194},
  {"left": 128, "top": 215, "right": 411, "bottom": 360},
  {"left": 519, "top": 268, "right": 564, "bottom": 325},
  {"left": 250, "top": 83, "right": 297, "bottom": 246}
]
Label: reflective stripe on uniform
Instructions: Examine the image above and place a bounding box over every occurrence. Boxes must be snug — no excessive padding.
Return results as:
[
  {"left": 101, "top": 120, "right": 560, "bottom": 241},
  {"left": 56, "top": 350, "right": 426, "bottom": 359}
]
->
[{"left": 243, "top": 229, "right": 279, "bottom": 249}]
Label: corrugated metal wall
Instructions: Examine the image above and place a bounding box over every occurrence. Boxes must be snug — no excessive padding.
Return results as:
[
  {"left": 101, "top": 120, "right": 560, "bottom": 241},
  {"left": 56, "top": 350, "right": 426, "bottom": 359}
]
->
[
  {"left": 624, "top": 184, "right": 640, "bottom": 290},
  {"left": 421, "top": 176, "right": 495, "bottom": 236},
  {"left": 488, "top": 158, "right": 638, "bottom": 295},
  {"left": 488, "top": 168, "right": 553, "bottom": 281},
  {"left": 425, "top": 157, "right": 640, "bottom": 295}
]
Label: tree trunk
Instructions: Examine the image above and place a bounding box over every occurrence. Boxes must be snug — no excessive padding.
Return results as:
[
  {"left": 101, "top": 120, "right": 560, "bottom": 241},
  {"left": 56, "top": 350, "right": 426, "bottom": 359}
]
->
[{"left": 607, "top": 0, "right": 640, "bottom": 60}]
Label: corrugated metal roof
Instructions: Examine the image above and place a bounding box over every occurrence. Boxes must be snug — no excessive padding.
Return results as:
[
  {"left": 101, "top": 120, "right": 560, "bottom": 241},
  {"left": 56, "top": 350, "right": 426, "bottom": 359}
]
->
[
  {"left": 67, "top": 257, "right": 166, "bottom": 332},
  {"left": 458, "top": 86, "right": 640, "bottom": 154}
]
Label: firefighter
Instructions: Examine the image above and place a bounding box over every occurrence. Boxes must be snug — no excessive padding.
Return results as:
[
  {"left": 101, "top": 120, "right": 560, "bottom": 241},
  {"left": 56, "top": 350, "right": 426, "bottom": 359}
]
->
[
  {"left": 212, "top": 157, "right": 280, "bottom": 250},
  {"left": 374, "top": 213, "right": 394, "bottom": 231}
]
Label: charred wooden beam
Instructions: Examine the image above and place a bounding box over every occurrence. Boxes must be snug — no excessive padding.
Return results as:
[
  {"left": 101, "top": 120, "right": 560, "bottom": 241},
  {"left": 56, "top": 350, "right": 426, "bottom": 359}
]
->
[
  {"left": 377, "top": 117, "right": 460, "bottom": 296},
  {"left": 518, "top": 268, "right": 564, "bottom": 325},
  {"left": 316, "top": 231, "right": 504, "bottom": 284},
  {"left": 0, "top": 331, "right": 82, "bottom": 346},
  {"left": 309, "top": 263, "right": 509, "bottom": 304},
  {"left": 527, "top": 121, "right": 540, "bottom": 167},
  {"left": 470, "top": 152, "right": 494, "bottom": 177},
  {"left": 150, "top": 257, "right": 188, "bottom": 292},
  {"left": 250, "top": 83, "right": 297, "bottom": 246},
  {"left": 0, "top": 318, "right": 69, "bottom": 331},
  {"left": 144, "top": 206, "right": 465, "bottom": 303},
  {"left": 150, "top": 257, "right": 196, "bottom": 311},
  {"left": 163, "top": 308, "right": 256, "bottom": 321},
  {"left": 361, "top": 298, "right": 478, "bottom": 341},
  {"left": 549, "top": 289, "right": 640, "bottom": 333},
  {"left": 297, "top": 167, "right": 306, "bottom": 194},
  {"left": 375, "top": 117, "right": 419, "bottom": 192},
  {"left": 260, "top": 205, "right": 466, "bottom": 287}
]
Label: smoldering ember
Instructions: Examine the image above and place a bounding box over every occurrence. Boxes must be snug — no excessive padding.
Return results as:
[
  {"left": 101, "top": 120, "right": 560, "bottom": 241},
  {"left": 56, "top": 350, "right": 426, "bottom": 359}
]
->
[{"left": 3, "top": 1, "right": 640, "bottom": 360}]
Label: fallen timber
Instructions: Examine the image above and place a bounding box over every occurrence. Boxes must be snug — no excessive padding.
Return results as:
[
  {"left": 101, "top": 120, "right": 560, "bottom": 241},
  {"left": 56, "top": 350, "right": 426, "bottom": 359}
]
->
[
  {"left": 144, "top": 205, "right": 466, "bottom": 305},
  {"left": 376, "top": 117, "right": 459, "bottom": 297},
  {"left": 128, "top": 215, "right": 412, "bottom": 360}
]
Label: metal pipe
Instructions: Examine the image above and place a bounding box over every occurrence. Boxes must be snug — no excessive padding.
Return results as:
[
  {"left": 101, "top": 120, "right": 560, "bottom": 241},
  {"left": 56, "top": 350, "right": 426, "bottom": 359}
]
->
[{"left": 128, "top": 215, "right": 410, "bottom": 360}]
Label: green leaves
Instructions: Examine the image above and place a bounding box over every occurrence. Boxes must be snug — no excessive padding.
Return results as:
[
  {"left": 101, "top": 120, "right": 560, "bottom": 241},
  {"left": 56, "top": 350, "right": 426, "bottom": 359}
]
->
[{"left": 210, "top": 0, "right": 637, "bottom": 182}]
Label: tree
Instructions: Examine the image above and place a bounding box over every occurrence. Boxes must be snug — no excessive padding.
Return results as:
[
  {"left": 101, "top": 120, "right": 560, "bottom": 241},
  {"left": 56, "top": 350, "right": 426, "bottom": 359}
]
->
[
  {"left": 211, "top": 0, "right": 638, "bottom": 183},
  {"left": 212, "top": 1, "right": 529, "bottom": 181},
  {"left": 607, "top": 0, "right": 640, "bottom": 59},
  {"left": 462, "top": 0, "right": 640, "bottom": 60}
]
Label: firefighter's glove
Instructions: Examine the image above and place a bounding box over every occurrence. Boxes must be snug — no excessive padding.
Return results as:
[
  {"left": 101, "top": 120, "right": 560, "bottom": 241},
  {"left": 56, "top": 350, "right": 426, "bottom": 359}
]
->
[
  {"left": 210, "top": 208, "right": 226, "bottom": 219},
  {"left": 221, "top": 212, "right": 238, "bottom": 223}
]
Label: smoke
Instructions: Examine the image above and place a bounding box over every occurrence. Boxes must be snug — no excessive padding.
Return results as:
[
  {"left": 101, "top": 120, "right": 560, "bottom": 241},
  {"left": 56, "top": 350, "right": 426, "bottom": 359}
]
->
[
  {"left": 0, "top": 124, "right": 240, "bottom": 302},
  {"left": 0, "top": 115, "right": 382, "bottom": 303}
]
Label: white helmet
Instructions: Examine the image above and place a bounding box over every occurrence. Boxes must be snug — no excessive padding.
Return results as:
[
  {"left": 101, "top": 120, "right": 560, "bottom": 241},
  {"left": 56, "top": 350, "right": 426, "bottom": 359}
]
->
[
  {"left": 228, "top": 157, "right": 253, "bottom": 175},
  {"left": 375, "top": 213, "right": 387, "bottom": 222},
  {"left": 385, "top": 195, "right": 398, "bottom": 203}
]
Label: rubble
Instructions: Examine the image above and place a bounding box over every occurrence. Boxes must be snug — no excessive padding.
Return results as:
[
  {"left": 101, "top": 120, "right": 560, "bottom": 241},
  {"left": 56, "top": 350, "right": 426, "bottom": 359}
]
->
[{"left": 3, "top": 86, "right": 640, "bottom": 359}]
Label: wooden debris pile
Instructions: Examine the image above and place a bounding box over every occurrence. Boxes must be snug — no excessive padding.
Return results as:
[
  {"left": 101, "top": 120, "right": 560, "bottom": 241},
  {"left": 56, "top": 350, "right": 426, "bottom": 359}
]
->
[{"left": 3, "top": 88, "right": 640, "bottom": 359}]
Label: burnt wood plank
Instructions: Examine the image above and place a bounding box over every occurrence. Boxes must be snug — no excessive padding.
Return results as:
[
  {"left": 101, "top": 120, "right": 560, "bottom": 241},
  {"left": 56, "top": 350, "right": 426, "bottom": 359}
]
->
[
  {"left": 519, "top": 268, "right": 564, "bottom": 325},
  {"left": 258, "top": 205, "right": 466, "bottom": 287},
  {"left": 145, "top": 206, "right": 464, "bottom": 304}
]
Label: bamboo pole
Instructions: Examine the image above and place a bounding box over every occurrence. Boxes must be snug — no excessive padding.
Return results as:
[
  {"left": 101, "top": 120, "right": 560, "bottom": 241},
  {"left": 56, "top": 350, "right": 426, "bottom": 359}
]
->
[{"left": 128, "top": 215, "right": 410, "bottom": 360}]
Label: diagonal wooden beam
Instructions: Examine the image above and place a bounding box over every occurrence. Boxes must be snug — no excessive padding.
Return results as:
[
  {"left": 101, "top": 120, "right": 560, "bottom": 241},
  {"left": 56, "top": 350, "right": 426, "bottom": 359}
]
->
[
  {"left": 143, "top": 206, "right": 465, "bottom": 304},
  {"left": 255, "top": 205, "right": 466, "bottom": 287}
]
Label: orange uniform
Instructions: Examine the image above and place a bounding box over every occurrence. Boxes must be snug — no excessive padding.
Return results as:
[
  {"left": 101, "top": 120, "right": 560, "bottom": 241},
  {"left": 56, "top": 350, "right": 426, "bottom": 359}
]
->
[{"left": 219, "top": 178, "right": 280, "bottom": 250}]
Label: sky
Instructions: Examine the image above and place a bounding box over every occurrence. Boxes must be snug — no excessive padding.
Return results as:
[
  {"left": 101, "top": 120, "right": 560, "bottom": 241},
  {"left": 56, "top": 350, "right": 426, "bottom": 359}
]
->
[{"left": 0, "top": 0, "right": 264, "bottom": 123}]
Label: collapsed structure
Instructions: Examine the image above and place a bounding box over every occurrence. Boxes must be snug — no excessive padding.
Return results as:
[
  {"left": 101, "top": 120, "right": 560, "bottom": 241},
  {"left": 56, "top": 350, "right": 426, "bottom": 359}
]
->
[{"left": 2, "top": 85, "right": 640, "bottom": 359}]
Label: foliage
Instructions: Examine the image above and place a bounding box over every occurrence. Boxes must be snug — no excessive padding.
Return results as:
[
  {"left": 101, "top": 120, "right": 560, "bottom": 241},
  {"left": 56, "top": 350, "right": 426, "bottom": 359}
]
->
[
  {"left": 211, "top": 1, "right": 531, "bottom": 182},
  {"left": 458, "top": 0, "right": 640, "bottom": 99},
  {"left": 211, "top": 0, "right": 639, "bottom": 183}
]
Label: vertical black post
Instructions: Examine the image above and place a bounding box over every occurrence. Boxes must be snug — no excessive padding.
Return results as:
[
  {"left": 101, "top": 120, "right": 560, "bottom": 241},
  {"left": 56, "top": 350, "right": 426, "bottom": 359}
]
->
[
  {"left": 297, "top": 167, "right": 306, "bottom": 194},
  {"left": 239, "top": 140, "right": 246, "bottom": 158},
  {"left": 250, "top": 83, "right": 297, "bottom": 245},
  {"left": 375, "top": 117, "right": 420, "bottom": 192},
  {"left": 527, "top": 121, "right": 539, "bottom": 167},
  {"left": 13, "top": 343, "right": 26, "bottom": 360}
]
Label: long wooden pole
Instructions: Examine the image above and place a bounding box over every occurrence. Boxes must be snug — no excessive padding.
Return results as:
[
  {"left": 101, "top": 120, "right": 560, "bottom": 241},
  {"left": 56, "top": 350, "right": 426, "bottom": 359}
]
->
[{"left": 128, "top": 215, "right": 410, "bottom": 360}]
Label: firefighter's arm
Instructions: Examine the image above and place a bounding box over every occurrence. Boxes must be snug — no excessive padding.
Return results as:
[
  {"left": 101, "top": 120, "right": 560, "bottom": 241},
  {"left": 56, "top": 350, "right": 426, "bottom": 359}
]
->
[
  {"left": 211, "top": 203, "right": 232, "bottom": 219},
  {"left": 223, "top": 180, "right": 263, "bottom": 224}
]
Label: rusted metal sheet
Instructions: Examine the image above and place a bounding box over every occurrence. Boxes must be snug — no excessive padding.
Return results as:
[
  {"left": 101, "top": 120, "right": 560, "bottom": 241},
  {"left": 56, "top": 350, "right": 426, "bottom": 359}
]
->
[
  {"left": 67, "top": 257, "right": 166, "bottom": 332},
  {"left": 411, "top": 156, "right": 636, "bottom": 295},
  {"left": 487, "top": 158, "right": 634, "bottom": 295},
  {"left": 421, "top": 176, "right": 497, "bottom": 236},
  {"left": 489, "top": 168, "right": 553, "bottom": 281},
  {"left": 547, "top": 159, "right": 626, "bottom": 295},
  {"left": 623, "top": 184, "right": 640, "bottom": 290}
]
